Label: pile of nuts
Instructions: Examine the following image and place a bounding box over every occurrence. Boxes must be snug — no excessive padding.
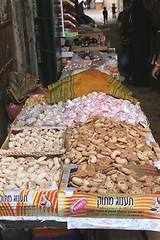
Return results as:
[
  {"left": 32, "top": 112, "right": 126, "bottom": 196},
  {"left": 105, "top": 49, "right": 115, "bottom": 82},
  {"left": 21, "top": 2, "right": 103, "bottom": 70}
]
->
[
  {"left": 0, "top": 156, "right": 62, "bottom": 190},
  {"left": 69, "top": 162, "right": 160, "bottom": 194},
  {"left": 63, "top": 115, "right": 157, "bottom": 165},
  {"left": 62, "top": 115, "right": 159, "bottom": 194},
  {"left": 8, "top": 128, "right": 65, "bottom": 153}
]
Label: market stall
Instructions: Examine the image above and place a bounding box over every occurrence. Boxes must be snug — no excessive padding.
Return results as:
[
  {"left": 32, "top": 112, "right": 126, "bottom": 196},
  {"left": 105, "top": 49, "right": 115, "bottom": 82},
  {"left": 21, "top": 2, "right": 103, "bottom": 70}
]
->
[{"left": 1, "top": 51, "right": 160, "bottom": 238}]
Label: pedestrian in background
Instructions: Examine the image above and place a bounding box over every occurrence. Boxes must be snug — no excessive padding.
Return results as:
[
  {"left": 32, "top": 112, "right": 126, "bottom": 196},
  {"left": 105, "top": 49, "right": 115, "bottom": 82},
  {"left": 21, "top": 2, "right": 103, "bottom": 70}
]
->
[
  {"left": 103, "top": 7, "right": 108, "bottom": 24},
  {"left": 152, "top": 54, "right": 160, "bottom": 78},
  {"left": 112, "top": 3, "right": 117, "bottom": 19}
]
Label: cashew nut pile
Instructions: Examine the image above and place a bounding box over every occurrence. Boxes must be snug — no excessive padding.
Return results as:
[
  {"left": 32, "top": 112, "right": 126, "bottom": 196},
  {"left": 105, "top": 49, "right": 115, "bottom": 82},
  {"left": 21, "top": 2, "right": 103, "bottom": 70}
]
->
[
  {"left": 61, "top": 115, "right": 159, "bottom": 194},
  {"left": 0, "top": 156, "right": 62, "bottom": 190},
  {"left": 8, "top": 128, "right": 65, "bottom": 153}
]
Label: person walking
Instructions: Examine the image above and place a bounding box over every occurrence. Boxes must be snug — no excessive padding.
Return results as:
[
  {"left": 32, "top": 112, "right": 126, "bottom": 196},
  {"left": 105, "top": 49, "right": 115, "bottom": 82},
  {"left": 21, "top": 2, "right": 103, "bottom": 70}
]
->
[
  {"left": 112, "top": 3, "right": 117, "bottom": 19},
  {"left": 103, "top": 7, "right": 108, "bottom": 24}
]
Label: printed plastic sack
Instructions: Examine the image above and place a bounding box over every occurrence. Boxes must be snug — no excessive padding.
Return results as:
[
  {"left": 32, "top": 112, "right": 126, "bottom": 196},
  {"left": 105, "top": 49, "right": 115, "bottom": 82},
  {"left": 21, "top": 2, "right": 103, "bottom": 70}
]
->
[
  {"left": 47, "top": 69, "right": 137, "bottom": 104},
  {"left": 5, "top": 71, "right": 41, "bottom": 103}
]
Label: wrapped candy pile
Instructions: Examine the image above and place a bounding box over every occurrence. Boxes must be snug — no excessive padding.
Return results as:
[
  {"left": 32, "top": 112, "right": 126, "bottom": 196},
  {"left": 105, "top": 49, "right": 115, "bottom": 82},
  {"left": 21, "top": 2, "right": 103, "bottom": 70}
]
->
[{"left": 13, "top": 92, "right": 148, "bottom": 128}]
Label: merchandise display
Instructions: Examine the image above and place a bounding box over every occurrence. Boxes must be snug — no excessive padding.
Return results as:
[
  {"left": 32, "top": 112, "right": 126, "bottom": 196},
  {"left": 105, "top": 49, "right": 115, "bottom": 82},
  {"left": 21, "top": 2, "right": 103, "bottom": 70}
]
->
[
  {"left": 59, "top": 164, "right": 160, "bottom": 218},
  {"left": 11, "top": 92, "right": 147, "bottom": 129},
  {"left": 73, "top": 35, "right": 107, "bottom": 48},
  {"left": 58, "top": 116, "right": 160, "bottom": 218},
  {"left": 0, "top": 156, "right": 62, "bottom": 190},
  {"left": 0, "top": 128, "right": 66, "bottom": 155},
  {"left": 61, "top": 51, "right": 119, "bottom": 79},
  {"left": 70, "top": 29, "right": 108, "bottom": 52},
  {"left": 59, "top": 0, "right": 77, "bottom": 35},
  {"left": 1, "top": 48, "right": 160, "bottom": 232}
]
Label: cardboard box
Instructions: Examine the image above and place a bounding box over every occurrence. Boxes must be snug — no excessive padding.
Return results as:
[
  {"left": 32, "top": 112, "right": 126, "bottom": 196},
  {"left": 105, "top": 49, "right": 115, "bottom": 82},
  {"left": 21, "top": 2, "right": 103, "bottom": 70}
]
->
[
  {"left": 0, "top": 189, "right": 58, "bottom": 217},
  {"left": 58, "top": 164, "right": 160, "bottom": 219},
  {"left": 0, "top": 155, "right": 62, "bottom": 217}
]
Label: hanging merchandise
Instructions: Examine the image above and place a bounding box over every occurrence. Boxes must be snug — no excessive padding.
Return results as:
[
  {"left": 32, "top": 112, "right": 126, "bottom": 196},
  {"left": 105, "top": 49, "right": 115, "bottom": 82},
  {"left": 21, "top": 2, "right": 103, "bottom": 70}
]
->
[{"left": 59, "top": 0, "right": 78, "bottom": 36}]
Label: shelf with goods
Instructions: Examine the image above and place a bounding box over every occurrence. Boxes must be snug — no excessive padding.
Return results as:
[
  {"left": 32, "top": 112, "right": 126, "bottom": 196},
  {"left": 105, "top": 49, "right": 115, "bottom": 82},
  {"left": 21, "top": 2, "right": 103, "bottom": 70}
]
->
[
  {"left": 59, "top": 0, "right": 78, "bottom": 37},
  {"left": 71, "top": 33, "right": 108, "bottom": 52},
  {"left": 70, "top": 27, "right": 109, "bottom": 52},
  {"left": 78, "top": 29, "right": 104, "bottom": 38},
  {"left": 59, "top": 1, "right": 109, "bottom": 51}
]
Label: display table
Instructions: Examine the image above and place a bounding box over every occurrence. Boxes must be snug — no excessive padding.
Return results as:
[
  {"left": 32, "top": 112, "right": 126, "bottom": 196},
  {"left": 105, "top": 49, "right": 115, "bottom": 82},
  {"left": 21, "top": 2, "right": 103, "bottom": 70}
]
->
[
  {"left": 1, "top": 87, "right": 160, "bottom": 234},
  {"left": 1, "top": 217, "right": 160, "bottom": 232}
]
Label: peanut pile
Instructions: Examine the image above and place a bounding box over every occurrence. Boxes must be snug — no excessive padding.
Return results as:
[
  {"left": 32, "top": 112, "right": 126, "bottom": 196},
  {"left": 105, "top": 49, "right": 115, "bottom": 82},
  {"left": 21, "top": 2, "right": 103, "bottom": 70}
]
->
[{"left": 62, "top": 115, "right": 159, "bottom": 194}]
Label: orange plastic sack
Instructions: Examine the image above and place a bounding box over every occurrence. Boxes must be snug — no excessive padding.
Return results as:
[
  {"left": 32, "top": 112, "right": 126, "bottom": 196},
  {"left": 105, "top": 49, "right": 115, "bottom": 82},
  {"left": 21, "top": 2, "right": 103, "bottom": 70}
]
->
[{"left": 47, "top": 69, "right": 137, "bottom": 104}]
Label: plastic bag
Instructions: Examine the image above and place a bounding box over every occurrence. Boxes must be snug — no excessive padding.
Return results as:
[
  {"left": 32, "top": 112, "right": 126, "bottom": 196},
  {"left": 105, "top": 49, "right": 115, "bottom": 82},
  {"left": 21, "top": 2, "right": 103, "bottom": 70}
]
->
[{"left": 5, "top": 71, "right": 41, "bottom": 103}]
